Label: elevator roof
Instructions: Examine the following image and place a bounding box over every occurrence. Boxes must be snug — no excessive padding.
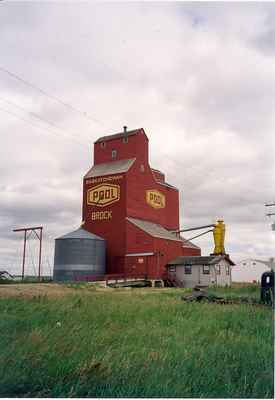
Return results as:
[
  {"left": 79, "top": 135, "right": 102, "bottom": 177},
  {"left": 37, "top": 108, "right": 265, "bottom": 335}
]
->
[
  {"left": 85, "top": 158, "right": 136, "bottom": 178},
  {"left": 94, "top": 128, "right": 147, "bottom": 143},
  {"left": 126, "top": 217, "right": 183, "bottom": 242}
]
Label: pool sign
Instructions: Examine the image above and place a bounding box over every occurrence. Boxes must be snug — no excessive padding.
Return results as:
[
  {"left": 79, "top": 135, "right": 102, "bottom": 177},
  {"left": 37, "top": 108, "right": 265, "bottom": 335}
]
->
[
  {"left": 146, "top": 190, "right": 166, "bottom": 209},
  {"left": 87, "top": 184, "right": 120, "bottom": 207}
]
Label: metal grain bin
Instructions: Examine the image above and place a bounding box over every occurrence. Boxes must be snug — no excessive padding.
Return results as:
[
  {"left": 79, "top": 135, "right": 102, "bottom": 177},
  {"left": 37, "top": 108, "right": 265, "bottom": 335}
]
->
[{"left": 53, "top": 227, "right": 106, "bottom": 282}]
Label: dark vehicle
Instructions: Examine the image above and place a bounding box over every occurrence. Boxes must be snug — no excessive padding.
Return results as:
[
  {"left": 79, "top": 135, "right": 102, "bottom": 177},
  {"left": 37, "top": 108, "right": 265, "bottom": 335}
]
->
[
  {"left": 0, "top": 270, "right": 14, "bottom": 283},
  {"left": 260, "top": 270, "right": 274, "bottom": 305}
]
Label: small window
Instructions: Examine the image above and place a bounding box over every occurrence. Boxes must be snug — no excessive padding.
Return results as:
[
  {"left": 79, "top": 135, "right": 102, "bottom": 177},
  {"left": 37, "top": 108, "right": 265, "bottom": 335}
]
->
[
  {"left": 111, "top": 149, "right": 117, "bottom": 159},
  {"left": 123, "top": 136, "right": 128, "bottom": 143},
  {"left": 266, "top": 276, "right": 270, "bottom": 284},
  {"left": 169, "top": 266, "right": 176, "bottom": 273},
  {"left": 203, "top": 265, "right": 210, "bottom": 275},
  {"left": 140, "top": 164, "right": 145, "bottom": 172},
  {"left": 100, "top": 142, "right": 106, "bottom": 148},
  {"left": 216, "top": 264, "right": 221, "bottom": 275},
  {"left": 226, "top": 266, "right": 230, "bottom": 275},
  {"left": 184, "top": 265, "right": 192, "bottom": 274}
]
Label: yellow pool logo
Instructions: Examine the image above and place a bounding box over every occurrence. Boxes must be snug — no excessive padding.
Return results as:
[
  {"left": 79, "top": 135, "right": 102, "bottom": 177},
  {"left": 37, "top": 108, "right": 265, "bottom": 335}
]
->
[
  {"left": 87, "top": 184, "right": 120, "bottom": 207},
  {"left": 146, "top": 190, "right": 165, "bottom": 209}
]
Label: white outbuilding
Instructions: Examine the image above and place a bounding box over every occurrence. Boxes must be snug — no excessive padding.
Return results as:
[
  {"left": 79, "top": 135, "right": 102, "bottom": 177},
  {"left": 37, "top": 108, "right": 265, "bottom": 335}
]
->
[
  {"left": 232, "top": 258, "right": 274, "bottom": 283},
  {"left": 167, "top": 255, "right": 235, "bottom": 288}
]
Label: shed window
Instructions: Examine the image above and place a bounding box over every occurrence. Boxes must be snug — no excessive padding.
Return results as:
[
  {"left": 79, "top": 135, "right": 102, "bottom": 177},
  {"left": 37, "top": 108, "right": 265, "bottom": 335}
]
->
[
  {"left": 100, "top": 141, "right": 106, "bottom": 148},
  {"left": 203, "top": 265, "right": 210, "bottom": 274},
  {"left": 216, "top": 264, "right": 221, "bottom": 275},
  {"left": 184, "top": 265, "right": 192, "bottom": 274},
  {"left": 226, "top": 265, "right": 230, "bottom": 275},
  {"left": 111, "top": 149, "right": 117, "bottom": 159},
  {"left": 169, "top": 266, "right": 176, "bottom": 273}
]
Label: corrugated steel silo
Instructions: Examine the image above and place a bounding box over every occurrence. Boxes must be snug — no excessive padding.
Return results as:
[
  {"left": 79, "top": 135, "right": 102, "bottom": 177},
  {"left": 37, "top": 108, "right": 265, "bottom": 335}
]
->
[{"left": 53, "top": 227, "right": 106, "bottom": 282}]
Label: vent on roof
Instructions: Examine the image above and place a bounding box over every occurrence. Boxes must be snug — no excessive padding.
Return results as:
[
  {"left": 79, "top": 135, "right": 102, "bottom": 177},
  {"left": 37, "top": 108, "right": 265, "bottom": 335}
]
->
[{"left": 123, "top": 126, "right": 128, "bottom": 143}]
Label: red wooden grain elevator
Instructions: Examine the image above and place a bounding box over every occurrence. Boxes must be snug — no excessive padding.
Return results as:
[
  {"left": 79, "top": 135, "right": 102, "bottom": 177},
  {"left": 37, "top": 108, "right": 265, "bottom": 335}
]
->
[{"left": 82, "top": 127, "right": 201, "bottom": 279}]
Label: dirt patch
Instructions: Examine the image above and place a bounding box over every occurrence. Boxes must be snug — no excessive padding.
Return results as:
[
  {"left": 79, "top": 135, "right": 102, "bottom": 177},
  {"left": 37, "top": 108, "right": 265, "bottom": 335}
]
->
[
  {"left": 0, "top": 283, "right": 77, "bottom": 299},
  {"left": 0, "top": 283, "right": 176, "bottom": 299}
]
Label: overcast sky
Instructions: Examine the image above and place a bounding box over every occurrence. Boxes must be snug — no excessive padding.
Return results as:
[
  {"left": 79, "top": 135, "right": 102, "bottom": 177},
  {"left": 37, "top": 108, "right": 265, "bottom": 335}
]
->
[{"left": 0, "top": 1, "right": 274, "bottom": 277}]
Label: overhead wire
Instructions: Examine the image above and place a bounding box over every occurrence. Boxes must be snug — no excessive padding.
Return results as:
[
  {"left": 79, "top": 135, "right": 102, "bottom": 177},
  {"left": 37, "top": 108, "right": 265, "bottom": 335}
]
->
[
  {"left": 0, "top": 95, "right": 92, "bottom": 144},
  {"left": 0, "top": 105, "right": 88, "bottom": 149},
  {"left": 0, "top": 65, "right": 105, "bottom": 126}
]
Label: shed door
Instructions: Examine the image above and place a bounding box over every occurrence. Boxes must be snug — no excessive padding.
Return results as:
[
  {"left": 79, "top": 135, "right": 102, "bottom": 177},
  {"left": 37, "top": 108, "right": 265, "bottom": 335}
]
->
[{"left": 168, "top": 266, "right": 176, "bottom": 278}]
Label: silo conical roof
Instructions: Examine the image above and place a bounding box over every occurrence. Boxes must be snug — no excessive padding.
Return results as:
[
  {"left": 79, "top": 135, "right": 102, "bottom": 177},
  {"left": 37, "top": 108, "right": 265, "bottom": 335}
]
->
[{"left": 56, "top": 227, "right": 105, "bottom": 241}]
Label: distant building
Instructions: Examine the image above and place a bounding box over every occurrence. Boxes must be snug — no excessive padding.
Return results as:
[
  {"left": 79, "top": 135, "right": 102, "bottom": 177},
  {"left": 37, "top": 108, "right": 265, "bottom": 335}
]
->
[
  {"left": 232, "top": 258, "right": 274, "bottom": 283},
  {"left": 167, "top": 255, "right": 234, "bottom": 288}
]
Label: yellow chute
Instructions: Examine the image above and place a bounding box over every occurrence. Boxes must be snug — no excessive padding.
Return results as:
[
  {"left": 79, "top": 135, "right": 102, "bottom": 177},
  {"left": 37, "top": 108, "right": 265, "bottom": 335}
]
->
[{"left": 213, "top": 220, "right": 226, "bottom": 255}]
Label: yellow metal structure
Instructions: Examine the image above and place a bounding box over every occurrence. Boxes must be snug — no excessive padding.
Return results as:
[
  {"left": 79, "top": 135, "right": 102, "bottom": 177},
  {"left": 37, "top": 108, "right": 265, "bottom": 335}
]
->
[{"left": 213, "top": 220, "right": 226, "bottom": 255}]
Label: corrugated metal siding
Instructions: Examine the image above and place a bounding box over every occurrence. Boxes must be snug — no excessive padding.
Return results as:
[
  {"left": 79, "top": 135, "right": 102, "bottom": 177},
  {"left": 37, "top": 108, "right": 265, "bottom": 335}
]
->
[{"left": 53, "top": 237, "right": 106, "bottom": 282}]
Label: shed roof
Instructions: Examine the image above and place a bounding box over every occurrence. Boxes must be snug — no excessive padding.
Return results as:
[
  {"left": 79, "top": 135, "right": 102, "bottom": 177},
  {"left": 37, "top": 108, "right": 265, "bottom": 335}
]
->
[
  {"left": 167, "top": 255, "right": 235, "bottom": 266},
  {"left": 94, "top": 128, "right": 147, "bottom": 143},
  {"left": 56, "top": 227, "right": 105, "bottom": 241},
  {"left": 84, "top": 158, "right": 136, "bottom": 178},
  {"left": 126, "top": 217, "right": 183, "bottom": 242}
]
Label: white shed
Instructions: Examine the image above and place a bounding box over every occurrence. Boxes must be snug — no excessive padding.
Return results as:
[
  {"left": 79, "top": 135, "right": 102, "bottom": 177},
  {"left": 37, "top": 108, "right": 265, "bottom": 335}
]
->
[
  {"left": 167, "top": 255, "right": 235, "bottom": 288},
  {"left": 232, "top": 258, "right": 274, "bottom": 283}
]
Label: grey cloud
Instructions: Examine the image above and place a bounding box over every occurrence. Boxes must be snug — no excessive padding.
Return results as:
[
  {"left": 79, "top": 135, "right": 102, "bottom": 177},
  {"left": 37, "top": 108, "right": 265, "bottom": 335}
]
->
[{"left": 252, "top": 28, "right": 275, "bottom": 56}]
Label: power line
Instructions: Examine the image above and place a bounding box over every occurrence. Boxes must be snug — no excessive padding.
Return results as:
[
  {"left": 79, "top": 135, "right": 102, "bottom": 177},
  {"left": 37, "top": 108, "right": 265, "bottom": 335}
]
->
[
  {"left": 0, "top": 95, "right": 92, "bottom": 144},
  {"left": 0, "top": 65, "right": 104, "bottom": 126},
  {"left": 0, "top": 105, "right": 87, "bottom": 149}
]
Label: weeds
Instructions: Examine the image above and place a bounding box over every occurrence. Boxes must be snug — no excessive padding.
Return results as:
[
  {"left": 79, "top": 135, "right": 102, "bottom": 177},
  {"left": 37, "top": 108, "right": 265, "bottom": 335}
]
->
[{"left": 0, "top": 285, "right": 273, "bottom": 398}]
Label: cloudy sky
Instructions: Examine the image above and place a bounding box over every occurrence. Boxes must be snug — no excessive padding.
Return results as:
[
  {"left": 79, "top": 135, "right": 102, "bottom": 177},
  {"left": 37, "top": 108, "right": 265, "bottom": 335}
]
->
[{"left": 0, "top": 1, "right": 274, "bottom": 277}]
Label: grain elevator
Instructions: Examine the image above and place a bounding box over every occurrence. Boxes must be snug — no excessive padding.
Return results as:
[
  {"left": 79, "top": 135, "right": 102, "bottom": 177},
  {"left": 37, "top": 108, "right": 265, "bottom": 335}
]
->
[{"left": 81, "top": 127, "right": 201, "bottom": 279}]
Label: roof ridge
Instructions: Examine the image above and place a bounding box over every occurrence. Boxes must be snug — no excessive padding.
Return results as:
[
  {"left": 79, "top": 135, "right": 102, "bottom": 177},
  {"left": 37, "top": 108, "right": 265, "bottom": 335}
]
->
[{"left": 95, "top": 128, "right": 147, "bottom": 143}]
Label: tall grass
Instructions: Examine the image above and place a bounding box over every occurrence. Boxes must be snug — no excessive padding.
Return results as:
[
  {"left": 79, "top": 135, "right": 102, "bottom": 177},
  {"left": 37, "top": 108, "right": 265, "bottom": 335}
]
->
[{"left": 0, "top": 287, "right": 273, "bottom": 398}]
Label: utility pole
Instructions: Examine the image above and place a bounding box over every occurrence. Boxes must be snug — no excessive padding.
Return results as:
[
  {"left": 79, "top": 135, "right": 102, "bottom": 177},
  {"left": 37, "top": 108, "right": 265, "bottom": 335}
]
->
[
  {"left": 13, "top": 226, "right": 43, "bottom": 281},
  {"left": 265, "top": 203, "right": 275, "bottom": 231}
]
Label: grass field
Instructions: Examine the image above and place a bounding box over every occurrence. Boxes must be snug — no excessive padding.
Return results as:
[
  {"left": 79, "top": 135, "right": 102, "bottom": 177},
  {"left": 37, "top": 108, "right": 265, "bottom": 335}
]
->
[{"left": 0, "top": 283, "right": 273, "bottom": 398}]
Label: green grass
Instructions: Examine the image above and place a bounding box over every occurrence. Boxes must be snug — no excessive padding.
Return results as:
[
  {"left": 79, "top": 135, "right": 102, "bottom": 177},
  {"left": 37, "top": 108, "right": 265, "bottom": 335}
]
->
[
  {"left": 210, "top": 284, "right": 261, "bottom": 299},
  {"left": 0, "top": 286, "right": 273, "bottom": 398}
]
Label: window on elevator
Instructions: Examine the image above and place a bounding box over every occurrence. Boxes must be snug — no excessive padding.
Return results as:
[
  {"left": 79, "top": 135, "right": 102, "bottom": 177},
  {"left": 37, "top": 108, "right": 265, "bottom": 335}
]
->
[{"left": 112, "top": 149, "right": 117, "bottom": 159}]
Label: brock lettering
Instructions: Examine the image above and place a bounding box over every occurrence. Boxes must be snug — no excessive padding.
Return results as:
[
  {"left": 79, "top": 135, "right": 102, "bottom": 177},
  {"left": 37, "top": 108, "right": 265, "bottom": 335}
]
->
[{"left": 91, "top": 211, "right": 112, "bottom": 221}]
